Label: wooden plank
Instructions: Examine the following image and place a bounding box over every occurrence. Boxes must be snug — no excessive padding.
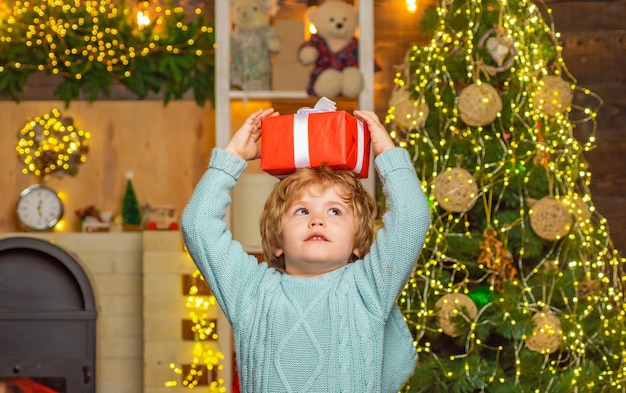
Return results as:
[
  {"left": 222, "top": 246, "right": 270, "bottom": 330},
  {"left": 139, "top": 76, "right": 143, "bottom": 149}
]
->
[
  {"left": 545, "top": 0, "right": 626, "bottom": 31},
  {"left": 585, "top": 140, "right": 626, "bottom": 253},
  {"left": 575, "top": 84, "right": 626, "bottom": 141},
  {"left": 0, "top": 72, "right": 197, "bottom": 102},
  {"left": 560, "top": 31, "right": 626, "bottom": 84},
  {"left": 585, "top": 141, "right": 626, "bottom": 194}
]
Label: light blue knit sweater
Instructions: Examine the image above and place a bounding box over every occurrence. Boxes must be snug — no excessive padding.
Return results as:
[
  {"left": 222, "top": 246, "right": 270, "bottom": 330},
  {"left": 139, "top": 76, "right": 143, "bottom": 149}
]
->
[{"left": 182, "top": 147, "right": 430, "bottom": 393}]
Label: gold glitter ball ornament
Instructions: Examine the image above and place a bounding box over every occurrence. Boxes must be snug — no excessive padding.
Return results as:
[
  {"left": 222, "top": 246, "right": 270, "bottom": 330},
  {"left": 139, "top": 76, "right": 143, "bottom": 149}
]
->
[
  {"left": 529, "top": 196, "right": 573, "bottom": 241},
  {"left": 435, "top": 293, "right": 478, "bottom": 337},
  {"left": 535, "top": 75, "right": 574, "bottom": 117},
  {"left": 457, "top": 83, "right": 503, "bottom": 127},
  {"left": 433, "top": 167, "right": 478, "bottom": 212},
  {"left": 389, "top": 88, "right": 429, "bottom": 129},
  {"left": 525, "top": 310, "right": 562, "bottom": 354}
]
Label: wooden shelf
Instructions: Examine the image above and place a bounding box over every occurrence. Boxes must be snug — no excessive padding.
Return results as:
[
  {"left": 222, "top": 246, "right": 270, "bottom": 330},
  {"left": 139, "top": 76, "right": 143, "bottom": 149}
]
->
[{"left": 229, "top": 90, "right": 310, "bottom": 100}]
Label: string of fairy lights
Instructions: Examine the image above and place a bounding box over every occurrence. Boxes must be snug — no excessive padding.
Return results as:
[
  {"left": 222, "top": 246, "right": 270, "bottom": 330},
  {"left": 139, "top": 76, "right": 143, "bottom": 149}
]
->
[
  {"left": 0, "top": 0, "right": 215, "bottom": 105},
  {"left": 1, "top": 0, "right": 210, "bottom": 75},
  {"left": 387, "top": 0, "right": 626, "bottom": 390},
  {"left": 165, "top": 270, "right": 226, "bottom": 391}
]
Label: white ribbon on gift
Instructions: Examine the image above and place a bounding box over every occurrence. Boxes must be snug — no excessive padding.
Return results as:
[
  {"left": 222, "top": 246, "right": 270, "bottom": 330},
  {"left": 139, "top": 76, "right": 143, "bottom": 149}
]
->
[{"left": 292, "top": 97, "right": 365, "bottom": 173}]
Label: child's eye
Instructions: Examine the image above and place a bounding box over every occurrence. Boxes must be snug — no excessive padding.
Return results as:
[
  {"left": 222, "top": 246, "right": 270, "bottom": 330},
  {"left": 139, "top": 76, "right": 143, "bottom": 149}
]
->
[
  {"left": 295, "top": 207, "right": 309, "bottom": 215},
  {"left": 328, "top": 208, "right": 341, "bottom": 216}
]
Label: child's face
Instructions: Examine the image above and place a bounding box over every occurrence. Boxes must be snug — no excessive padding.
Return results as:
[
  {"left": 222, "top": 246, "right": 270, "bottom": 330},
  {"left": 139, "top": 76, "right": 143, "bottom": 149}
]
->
[{"left": 275, "top": 184, "right": 359, "bottom": 277}]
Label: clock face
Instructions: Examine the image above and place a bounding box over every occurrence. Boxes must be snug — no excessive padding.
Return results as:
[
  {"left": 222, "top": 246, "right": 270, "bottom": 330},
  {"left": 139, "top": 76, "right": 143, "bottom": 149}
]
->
[{"left": 16, "top": 184, "right": 64, "bottom": 231}]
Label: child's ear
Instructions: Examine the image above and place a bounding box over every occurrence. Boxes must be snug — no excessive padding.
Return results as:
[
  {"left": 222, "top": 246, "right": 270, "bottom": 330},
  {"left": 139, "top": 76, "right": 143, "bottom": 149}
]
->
[
  {"left": 352, "top": 248, "right": 360, "bottom": 258},
  {"left": 275, "top": 248, "right": 284, "bottom": 257}
]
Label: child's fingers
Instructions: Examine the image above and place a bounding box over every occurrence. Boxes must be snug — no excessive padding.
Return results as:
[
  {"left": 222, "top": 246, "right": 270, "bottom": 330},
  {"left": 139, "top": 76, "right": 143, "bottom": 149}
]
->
[
  {"left": 258, "top": 108, "right": 277, "bottom": 120},
  {"left": 250, "top": 108, "right": 278, "bottom": 130},
  {"left": 354, "top": 110, "right": 395, "bottom": 155},
  {"left": 247, "top": 108, "right": 278, "bottom": 145},
  {"left": 354, "top": 110, "right": 385, "bottom": 135},
  {"left": 354, "top": 110, "right": 384, "bottom": 129}
]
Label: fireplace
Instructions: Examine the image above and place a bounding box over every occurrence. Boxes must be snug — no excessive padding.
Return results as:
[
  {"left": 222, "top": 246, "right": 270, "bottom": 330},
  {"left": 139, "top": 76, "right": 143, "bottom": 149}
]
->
[{"left": 0, "top": 236, "right": 96, "bottom": 393}]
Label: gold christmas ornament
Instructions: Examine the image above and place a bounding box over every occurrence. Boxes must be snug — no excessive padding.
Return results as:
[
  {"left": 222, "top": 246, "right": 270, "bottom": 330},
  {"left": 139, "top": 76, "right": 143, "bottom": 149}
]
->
[
  {"left": 389, "top": 87, "right": 429, "bottom": 129},
  {"left": 457, "top": 83, "right": 503, "bottom": 127},
  {"left": 433, "top": 167, "right": 478, "bottom": 212},
  {"left": 535, "top": 75, "right": 574, "bottom": 117},
  {"left": 529, "top": 196, "right": 573, "bottom": 241},
  {"left": 525, "top": 309, "right": 562, "bottom": 354},
  {"left": 435, "top": 293, "right": 478, "bottom": 337}
]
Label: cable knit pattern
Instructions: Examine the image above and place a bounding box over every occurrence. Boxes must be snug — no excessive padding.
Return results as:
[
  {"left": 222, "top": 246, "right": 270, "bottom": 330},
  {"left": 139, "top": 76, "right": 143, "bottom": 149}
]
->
[
  {"left": 182, "top": 147, "right": 431, "bottom": 393},
  {"left": 337, "top": 292, "right": 350, "bottom": 392}
]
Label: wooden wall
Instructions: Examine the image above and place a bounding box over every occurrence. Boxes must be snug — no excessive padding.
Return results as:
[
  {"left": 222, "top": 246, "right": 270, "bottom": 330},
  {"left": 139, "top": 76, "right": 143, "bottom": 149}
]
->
[
  {"left": 1, "top": 0, "right": 624, "bottom": 254},
  {"left": 545, "top": 0, "right": 626, "bottom": 253},
  {"left": 0, "top": 100, "right": 215, "bottom": 233}
]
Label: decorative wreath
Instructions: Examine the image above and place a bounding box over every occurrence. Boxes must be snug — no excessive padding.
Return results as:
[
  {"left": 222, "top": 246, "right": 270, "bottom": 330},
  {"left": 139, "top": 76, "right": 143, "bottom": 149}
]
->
[{"left": 16, "top": 109, "right": 90, "bottom": 178}]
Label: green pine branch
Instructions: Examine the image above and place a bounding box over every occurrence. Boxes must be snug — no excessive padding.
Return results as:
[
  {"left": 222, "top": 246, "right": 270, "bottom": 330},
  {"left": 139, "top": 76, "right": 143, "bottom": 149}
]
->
[{"left": 0, "top": 0, "right": 215, "bottom": 106}]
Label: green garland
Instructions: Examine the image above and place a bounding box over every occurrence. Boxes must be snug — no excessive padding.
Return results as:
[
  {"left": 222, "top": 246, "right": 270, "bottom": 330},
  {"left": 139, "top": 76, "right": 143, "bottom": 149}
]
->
[{"left": 0, "top": 0, "right": 215, "bottom": 106}]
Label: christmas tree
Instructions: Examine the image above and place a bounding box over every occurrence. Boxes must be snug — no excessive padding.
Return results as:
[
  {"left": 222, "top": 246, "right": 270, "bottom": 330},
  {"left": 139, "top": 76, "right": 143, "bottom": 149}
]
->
[
  {"left": 386, "top": 0, "right": 626, "bottom": 391},
  {"left": 122, "top": 172, "right": 142, "bottom": 228}
]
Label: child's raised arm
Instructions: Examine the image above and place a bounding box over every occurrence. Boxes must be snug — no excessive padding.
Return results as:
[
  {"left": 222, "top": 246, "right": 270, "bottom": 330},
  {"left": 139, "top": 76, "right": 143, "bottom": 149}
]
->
[{"left": 182, "top": 108, "right": 280, "bottom": 325}]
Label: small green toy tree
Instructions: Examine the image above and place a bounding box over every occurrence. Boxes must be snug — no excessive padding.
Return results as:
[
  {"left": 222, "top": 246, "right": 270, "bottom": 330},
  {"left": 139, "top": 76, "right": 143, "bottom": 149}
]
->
[{"left": 122, "top": 172, "right": 141, "bottom": 229}]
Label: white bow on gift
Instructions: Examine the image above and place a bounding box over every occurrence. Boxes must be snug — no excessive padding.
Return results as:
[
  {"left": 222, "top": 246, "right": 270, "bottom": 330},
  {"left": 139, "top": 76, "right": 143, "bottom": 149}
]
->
[
  {"left": 292, "top": 97, "right": 366, "bottom": 176},
  {"left": 296, "top": 96, "right": 337, "bottom": 114}
]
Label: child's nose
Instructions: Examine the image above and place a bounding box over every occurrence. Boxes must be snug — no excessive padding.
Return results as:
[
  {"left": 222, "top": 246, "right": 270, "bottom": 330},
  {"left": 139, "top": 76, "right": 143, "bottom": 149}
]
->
[{"left": 308, "top": 216, "right": 325, "bottom": 227}]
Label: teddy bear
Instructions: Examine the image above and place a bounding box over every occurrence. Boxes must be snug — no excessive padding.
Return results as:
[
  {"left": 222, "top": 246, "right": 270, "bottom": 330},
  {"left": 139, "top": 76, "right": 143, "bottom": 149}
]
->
[
  {"left": 230, "top": 0, "right": 281, "bottom": 91},
  {"left": 298, "top": 0, "right": 378, "bottom": 99}
]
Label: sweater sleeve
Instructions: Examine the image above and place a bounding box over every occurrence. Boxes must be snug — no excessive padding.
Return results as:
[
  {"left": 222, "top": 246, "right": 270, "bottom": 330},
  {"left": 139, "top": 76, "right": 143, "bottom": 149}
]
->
[
  {"left": 181, "top": 148, "right": 263, "bottom": 325},
  {"left": 357, "top": 147, "right": 431, "bottom": 317}
]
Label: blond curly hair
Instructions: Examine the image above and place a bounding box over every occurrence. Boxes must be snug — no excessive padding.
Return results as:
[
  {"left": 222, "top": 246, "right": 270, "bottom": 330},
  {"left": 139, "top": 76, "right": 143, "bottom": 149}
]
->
[{"left": 259, "top": 165, "right": 376, "bottom": 272}]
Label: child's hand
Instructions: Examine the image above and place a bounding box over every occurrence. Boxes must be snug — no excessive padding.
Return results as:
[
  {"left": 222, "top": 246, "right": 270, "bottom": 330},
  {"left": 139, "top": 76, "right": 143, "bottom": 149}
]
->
[
  {"left": 225, "top": 108, "right": 278, "bottom": 161},
  {"left": 353, "top": 110, "right": 396, "bottom": 156}
]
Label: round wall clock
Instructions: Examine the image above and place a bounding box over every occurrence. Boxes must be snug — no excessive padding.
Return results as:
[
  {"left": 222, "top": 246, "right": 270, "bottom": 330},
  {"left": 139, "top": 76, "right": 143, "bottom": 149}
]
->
[{"left": 16, "top": 184, "right": 64, "bottom": 231}]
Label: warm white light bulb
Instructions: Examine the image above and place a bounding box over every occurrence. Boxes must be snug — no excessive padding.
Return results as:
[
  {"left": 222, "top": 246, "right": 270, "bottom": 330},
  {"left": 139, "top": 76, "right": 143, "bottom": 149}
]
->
[
  {"left": 406, "top": 0, "right": 418, "bottom": 13},
  {"left": 137, "top": 11, "right": 150, "bottom": 27}
]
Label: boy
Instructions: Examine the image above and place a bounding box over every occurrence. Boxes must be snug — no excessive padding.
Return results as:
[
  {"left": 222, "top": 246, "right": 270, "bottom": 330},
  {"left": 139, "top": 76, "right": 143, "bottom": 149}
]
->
[{"left": 182, "top": 108, "right": 430, "bottom": 392}]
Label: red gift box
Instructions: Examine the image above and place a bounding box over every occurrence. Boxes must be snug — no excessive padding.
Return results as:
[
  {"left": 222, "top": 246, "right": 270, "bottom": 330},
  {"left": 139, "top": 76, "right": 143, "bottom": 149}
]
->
[{"left": 261, "top": 110, "right": 371, "bottom": 178}]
